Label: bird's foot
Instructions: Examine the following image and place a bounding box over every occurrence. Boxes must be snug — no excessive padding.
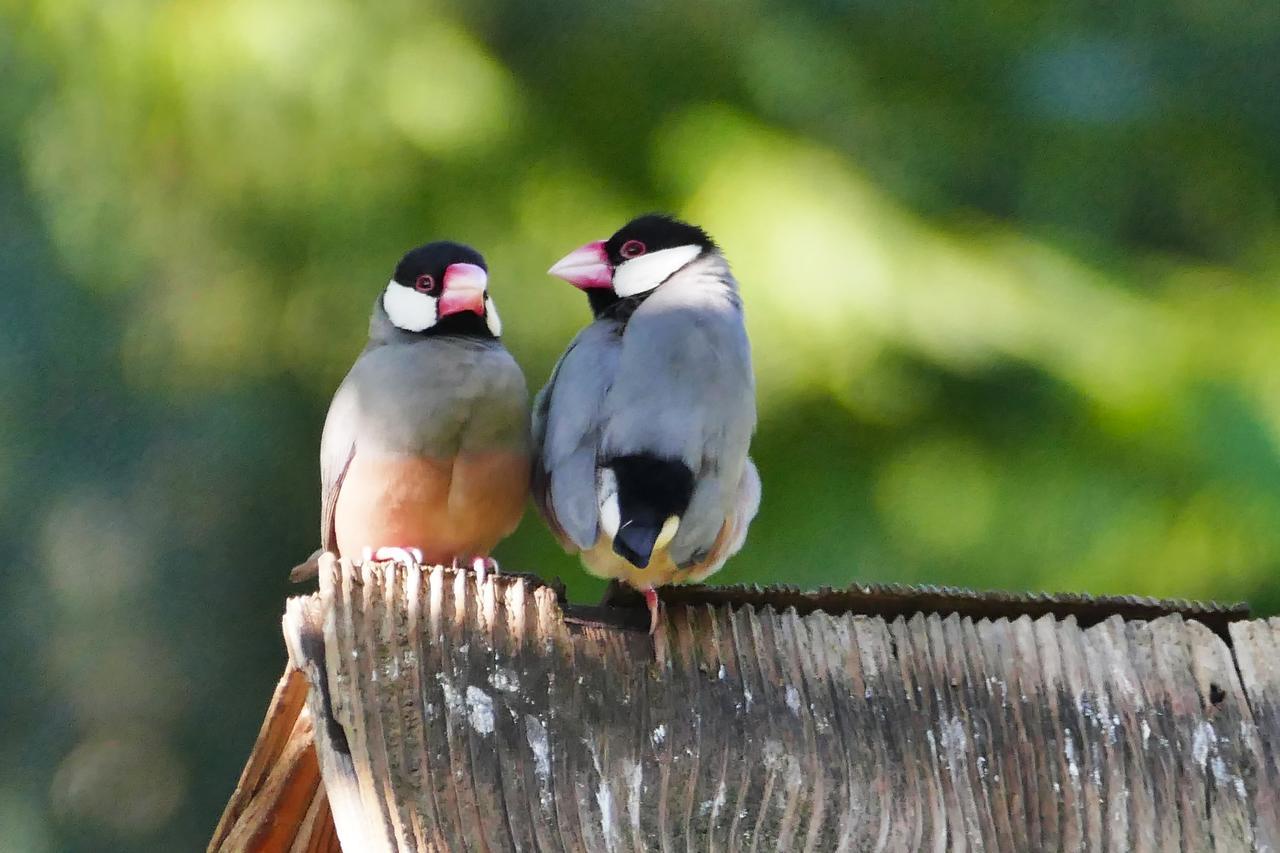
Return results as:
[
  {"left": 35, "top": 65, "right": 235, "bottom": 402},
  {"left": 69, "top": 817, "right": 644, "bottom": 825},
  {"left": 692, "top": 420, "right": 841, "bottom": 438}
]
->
[
  {"left": 471, "top": 556, "right": 500, "bottom": 585},
  {"left": 361, "top": 546, "right": 423, "bottom": 573},
  {"left": 643, "top": 587, "right": 662, "bottom": 636}
]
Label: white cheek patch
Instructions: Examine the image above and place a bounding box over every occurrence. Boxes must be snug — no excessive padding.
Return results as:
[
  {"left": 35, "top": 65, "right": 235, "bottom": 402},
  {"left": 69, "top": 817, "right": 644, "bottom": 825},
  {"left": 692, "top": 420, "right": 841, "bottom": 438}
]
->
[
  {"left": 612, "top": 244, "right": 703, "bottom": 297},
  {"left": 485, "top": 296, "right": 502, "bottom": 337},
  {"left": 383, "top": 280, "right": 438, "bottom": 332},
  {"left": 597, "top": 468, "right": 620, "bottom": 540}
]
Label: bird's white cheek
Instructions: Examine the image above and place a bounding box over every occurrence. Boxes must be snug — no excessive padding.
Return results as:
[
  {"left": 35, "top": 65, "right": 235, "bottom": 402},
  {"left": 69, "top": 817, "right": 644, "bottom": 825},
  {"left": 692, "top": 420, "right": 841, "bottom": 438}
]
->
[
  {"left": 383, "top": 281, "right": 437, "bottom": 332},
  {"left": 485, "top": 296, "right": 502, "bottom": 337},
  {"left": 612, "top": 244, "right": 702, "bottom": 297}
]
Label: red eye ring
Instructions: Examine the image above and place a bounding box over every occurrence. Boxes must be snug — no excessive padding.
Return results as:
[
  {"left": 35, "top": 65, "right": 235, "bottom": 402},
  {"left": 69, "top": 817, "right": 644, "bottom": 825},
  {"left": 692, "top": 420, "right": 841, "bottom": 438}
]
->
[
  {"left": 414, "top": 274, "right": 437, "bottom": 294},
  {"left": 619, "top": 239, "right": 646, "bottom": 259}
]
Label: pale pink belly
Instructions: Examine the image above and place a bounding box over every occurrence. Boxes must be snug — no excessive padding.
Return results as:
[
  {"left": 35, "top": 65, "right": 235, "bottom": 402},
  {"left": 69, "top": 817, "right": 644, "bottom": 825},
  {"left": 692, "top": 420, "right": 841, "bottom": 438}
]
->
[{"left": 334, "top": 450, "right": 529, "bottom": 564}]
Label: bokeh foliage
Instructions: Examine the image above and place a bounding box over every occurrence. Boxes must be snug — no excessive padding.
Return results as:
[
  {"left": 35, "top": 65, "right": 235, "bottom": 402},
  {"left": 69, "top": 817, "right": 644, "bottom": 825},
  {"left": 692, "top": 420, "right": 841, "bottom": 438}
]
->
[{"left": 2, "top": 0, "right": 1278, "bottom": 849}]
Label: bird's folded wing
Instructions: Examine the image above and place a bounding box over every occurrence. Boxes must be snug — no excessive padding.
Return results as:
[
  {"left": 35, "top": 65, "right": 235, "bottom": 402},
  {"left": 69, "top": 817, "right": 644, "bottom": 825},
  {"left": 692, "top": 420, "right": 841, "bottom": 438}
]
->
[
  {"left": 683, "top": 457, "right": 762, "bottom": 579},
  {"left": 319, "top": 379, "right": 361, "bottom": 554},
  {"left": 530, "top": 384, "right": 570, "bottom": 548},
  {"left": 601, "top": 296, "right": 757, "bottom": 567},
  {"left": 291, "top": 383, "right": 356, "bottom": 582},
  {"left": 533, "top": 323, "right": 623, "bottom": 550}
]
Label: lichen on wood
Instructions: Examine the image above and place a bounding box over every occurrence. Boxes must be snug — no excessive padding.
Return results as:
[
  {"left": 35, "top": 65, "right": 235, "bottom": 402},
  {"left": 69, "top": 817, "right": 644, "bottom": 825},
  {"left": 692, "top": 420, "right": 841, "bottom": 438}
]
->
[{"left": 262, "top": 555, "right": 1279, "bottom": 851}]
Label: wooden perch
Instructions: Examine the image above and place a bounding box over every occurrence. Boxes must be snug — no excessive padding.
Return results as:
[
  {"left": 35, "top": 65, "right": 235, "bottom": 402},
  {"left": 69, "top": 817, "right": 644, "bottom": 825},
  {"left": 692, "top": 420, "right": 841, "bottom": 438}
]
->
[
  {"left": 214, "top": 555, "right": 1280, "bottom": 851},
  {"left": 208, "top": 665, "right": 338, "bottom": 852}
]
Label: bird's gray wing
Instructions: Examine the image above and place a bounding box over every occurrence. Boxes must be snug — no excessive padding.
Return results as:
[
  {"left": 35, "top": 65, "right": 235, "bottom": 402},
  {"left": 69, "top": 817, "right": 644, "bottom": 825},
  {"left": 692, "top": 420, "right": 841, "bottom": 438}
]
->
[
  {"left": 682, "top": 456, "right": 761, "bottom": 577},
  {"left": 533, "top": 321, "right": 622, "bottom": 551},
  {"left": 290, "top": 365, "right": 361, "bottom": 582},
  {"left": 530, "top": 363, "right": 564, "bottom": 543},
  {"left": 601, "top": 282, "right": 757, "bottom": 567},
  {"left": 319, "top": 372, "right": 361, "bottom": 553}
]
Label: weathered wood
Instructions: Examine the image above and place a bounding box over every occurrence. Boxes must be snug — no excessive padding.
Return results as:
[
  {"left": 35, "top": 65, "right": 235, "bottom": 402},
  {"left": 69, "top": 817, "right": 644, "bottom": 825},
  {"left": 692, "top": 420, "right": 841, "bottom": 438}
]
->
[
  {"left": 277, "top": 593, "right": 365, "bottom": 853},
  {"left": 607, "top": 581, "right": 1249, "bottom": 638},
  {"left": 261, "top": 557, "right": 1278, "bottom": 851},
  {"left": 208, "top": 666, "right": 339, "bottom": 853},
  {"left": 1230, "top": 618, "right": 1280, "bottom": 850}
]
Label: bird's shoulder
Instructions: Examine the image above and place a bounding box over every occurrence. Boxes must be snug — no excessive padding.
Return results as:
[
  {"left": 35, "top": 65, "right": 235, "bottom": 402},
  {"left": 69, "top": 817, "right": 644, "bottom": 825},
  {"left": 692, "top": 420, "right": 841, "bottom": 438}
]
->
[
  {"left": 627, "top": 270, "right": 748, "bottom": 358},
  {"left": 543, "top": 319, "right": 625, "bottom": 400},
  {"left": 534, "top": 319, "right": 624, "bottom": 457}
]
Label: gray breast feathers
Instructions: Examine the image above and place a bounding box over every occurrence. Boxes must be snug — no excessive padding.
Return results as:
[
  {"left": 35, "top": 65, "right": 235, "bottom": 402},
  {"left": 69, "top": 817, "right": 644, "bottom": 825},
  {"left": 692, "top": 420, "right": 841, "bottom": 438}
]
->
[{"left": 319, "top": 337, "right": 528, "bottom": 550}]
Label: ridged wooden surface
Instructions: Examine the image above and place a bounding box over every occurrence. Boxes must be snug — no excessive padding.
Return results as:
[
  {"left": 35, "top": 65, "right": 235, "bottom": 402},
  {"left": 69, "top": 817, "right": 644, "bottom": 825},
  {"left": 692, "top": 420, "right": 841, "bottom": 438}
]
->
[
  {"left": 281, "top": 559, "right": 1280, "bottom": 852},
  {"left": 208, "top": 667, "right": 340, "bottom": 853}
]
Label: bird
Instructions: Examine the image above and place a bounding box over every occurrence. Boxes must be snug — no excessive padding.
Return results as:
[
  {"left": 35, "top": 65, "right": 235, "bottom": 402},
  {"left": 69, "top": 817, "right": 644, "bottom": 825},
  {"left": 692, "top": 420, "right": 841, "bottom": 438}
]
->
[
  {"left": 291, "top": 240, "right": 530, "bottom": 583},
  {"left": 532, "top": 214, "right": 761, "bottom": 633}
]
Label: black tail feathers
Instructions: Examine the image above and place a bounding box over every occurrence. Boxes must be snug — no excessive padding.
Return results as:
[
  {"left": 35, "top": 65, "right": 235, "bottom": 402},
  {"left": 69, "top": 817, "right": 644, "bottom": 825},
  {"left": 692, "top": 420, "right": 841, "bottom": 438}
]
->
[
  {"left": 614, "top": 522, "right": 663, "bottom": 568},
  {"left": 607, "top": 455, "right": 694, "bottom": 568}
]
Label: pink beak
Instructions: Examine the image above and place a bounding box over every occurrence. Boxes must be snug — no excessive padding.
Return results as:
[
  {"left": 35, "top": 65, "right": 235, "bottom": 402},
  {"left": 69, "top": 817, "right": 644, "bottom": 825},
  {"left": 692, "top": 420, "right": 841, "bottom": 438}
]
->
[
  {"left": 438, "top": 263, "right": 487, "bottom": 317},
  {"left": 547, "top": 240, "right": 613, "bottom": 289}
]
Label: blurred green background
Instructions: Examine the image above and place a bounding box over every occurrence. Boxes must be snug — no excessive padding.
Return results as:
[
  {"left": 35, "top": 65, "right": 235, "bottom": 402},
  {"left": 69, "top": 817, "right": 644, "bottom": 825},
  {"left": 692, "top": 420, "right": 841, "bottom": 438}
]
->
[{"left": 3, "top": 0, "right": 1279, "bottom": 849}]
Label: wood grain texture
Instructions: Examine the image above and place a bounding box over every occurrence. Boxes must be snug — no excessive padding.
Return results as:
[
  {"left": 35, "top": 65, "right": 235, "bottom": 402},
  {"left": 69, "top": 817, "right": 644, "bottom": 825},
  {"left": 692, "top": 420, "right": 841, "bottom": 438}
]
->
[
  {"left": 1231, "top": 618, "right": 1280, "bottom": 852},
  {"left": 207, "top": 665, "right": 340, "bottom": 853},
  {"left": 273, "top": 559, "right": 1278, "bottom": 852}
]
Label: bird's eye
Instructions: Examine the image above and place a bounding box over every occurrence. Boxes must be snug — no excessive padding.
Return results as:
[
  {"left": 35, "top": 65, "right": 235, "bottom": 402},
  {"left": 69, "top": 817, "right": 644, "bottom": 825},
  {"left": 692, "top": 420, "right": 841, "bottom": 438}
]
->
[
  {"left": 620, "top": 240, "right": 646, "bottom": 259},
  {"left": 414, "top": 274, "right": 437, "bottom": 294}
]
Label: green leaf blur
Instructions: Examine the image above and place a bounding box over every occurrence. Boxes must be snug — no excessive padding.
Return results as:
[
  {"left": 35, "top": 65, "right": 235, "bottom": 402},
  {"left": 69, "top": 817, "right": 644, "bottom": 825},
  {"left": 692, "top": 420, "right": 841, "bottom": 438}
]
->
[{"left": 1, "top": 0, "right": 1277, "bottom": 848}]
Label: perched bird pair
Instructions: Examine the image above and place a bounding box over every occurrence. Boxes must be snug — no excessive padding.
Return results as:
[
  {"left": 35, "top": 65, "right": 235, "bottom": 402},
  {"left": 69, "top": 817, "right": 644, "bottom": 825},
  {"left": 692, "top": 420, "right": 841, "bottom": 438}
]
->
[{"left": 294, "top": 215, "right": 760, "bottom": 632}]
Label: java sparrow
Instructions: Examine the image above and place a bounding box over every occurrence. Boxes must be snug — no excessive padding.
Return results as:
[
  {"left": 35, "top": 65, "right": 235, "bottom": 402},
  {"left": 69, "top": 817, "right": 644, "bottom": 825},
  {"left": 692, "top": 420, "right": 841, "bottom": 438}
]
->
[
  {"left": 532, "top": 215, "right": 761, "bottom": 632},
  {"left": 291, "top": 241, "right": 530, "bottom": 582}
]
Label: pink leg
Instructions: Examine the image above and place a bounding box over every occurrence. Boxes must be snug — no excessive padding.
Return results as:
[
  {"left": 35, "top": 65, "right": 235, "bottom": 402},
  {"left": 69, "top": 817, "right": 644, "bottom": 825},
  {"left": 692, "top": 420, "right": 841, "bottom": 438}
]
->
[
  {"left": 471, "top": 556, "right": 500, "bottom": 584},
  {"left": 643, "top": 588, "right": 661, "bottom": 636},
  {"left": 361, "top": 546, "right": 423, "bottom": 572}
]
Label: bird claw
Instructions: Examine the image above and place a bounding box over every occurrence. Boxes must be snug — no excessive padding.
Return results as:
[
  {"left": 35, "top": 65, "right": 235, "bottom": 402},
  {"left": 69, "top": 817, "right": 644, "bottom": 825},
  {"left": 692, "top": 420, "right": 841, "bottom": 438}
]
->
[
  {"left": 472, "top": 556, "right": 500, "bottom": 585},
  {"left": 361, "top": 546, "right": 423, "bottom": 573},
  {"left": 643, "top": 588, "right": 661, "bottom": 636}
]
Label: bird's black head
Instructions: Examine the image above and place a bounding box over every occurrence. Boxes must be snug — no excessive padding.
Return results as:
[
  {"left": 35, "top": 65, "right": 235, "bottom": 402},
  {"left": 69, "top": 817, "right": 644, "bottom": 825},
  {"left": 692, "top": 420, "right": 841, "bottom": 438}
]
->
[
  {"left": 548, "top": 214, "right": 718, "bottom": 318},
  {"left": 393, "top": 241, "right": 487, "bottom": 287},
  {"left": 602, "top": 214, "right": 717, "bottom": 268},
  {"left": 383, "top": 241, "right": 501, "bottom": 338}
]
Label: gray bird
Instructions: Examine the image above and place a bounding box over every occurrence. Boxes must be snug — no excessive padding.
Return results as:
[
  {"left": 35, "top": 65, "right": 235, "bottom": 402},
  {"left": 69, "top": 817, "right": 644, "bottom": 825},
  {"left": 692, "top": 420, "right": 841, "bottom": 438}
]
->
[
  {"left": 532, "top": 214, "right": 761, "bottom": 631},
  {"left": 292, "top": 241, "right": 530, "bottom": 581}
]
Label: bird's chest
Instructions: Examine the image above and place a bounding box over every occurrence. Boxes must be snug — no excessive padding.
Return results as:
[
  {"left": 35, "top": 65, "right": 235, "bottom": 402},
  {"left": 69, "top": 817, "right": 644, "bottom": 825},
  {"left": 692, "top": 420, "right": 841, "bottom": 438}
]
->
[
  {"left": 350, "top": 345, "right": 521, "bottom": 457},
  {"left": 333, "top": 450, "right": 527, "bottom": 562},
  {"left": 354, "top": 383, "right": 472, "bottom": 457},
  {"left": 335, "top": 454, "right": 450, "bottom": 549}
]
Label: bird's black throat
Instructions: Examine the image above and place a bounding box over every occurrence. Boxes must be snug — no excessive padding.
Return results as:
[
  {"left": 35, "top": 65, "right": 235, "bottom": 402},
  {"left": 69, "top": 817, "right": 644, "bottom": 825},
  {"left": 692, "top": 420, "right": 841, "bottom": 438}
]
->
[
  {"left": 588, "top": 290, "right": 649, "bottom": 325},
  {"left": 424, "top": 312, "right": 495, "bottom": 339}
]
